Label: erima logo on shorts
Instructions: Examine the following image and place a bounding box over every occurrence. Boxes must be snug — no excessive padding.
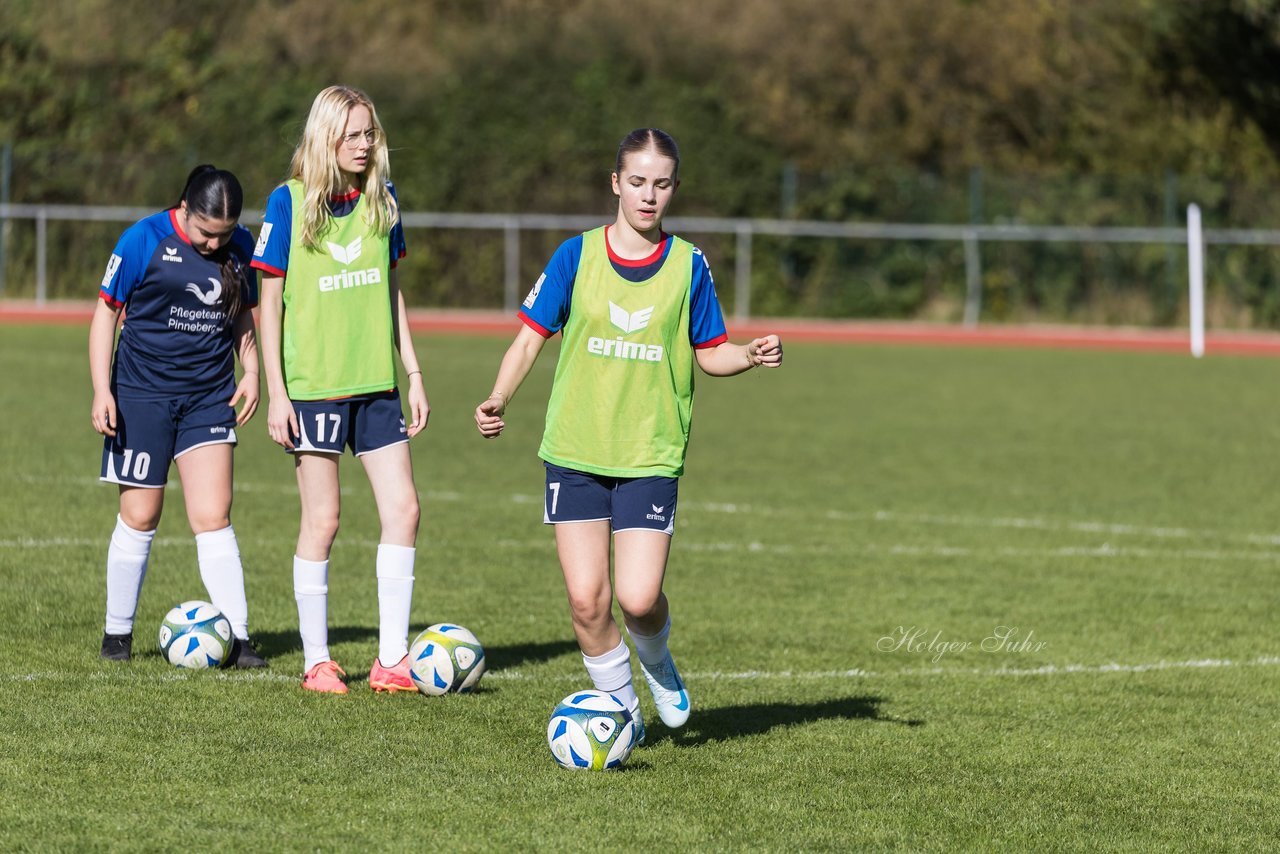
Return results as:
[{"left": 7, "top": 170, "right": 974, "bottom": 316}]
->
[
  {"left": 587, "top": 301, "right": 664, "bottom": 362},
  {"left": 319, "top": 237, "right": 381, "bottom": 292},
  {"left": 646, "top": 504, "right": 667, "bottom": 522},
  {"left": 162, "top": 246, "right": 183, "bottom": 263}
]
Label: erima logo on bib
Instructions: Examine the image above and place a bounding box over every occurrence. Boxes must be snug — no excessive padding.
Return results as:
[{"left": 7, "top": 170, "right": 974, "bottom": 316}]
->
[
  {"left": 326, "top": 237, "right": 362, "bottom": 265},
  {"left": 609, "top": 301, "right": 653, "bottom": 334},
  {"left": 162, "top": 246, "right": 183, "bottom": 263},
  {"left": 318, "top": 237, "right": 381, "bottom": 293},
  {"left": 587, "top": 301, "right": 664, "bottom": 362}
]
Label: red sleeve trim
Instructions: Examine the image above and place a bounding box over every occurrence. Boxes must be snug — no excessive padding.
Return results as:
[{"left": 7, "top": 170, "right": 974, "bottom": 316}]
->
[
  {"left": 250, "top": 260, "right": 286, "bottom": 278},
  {"left": 693, "top": 333, "right": 729, "bottom": 349},
  {"left": 99, "top": 292, "right": 124, "bottom": 310},
  {"left": 518, "top": 311, "right": 555, "bottom": 338}
]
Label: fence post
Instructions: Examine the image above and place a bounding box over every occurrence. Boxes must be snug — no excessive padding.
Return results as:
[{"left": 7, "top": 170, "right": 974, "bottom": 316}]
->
[
  {"left": 36, "top": 206, "right": 48, "bottom": 305},
  {"left": 0, "top": 141, "right": 10, "bottom": 296},
  {"left": 1187, "top": 203, "right": 1205, "bottom": 358},
  {"left": 962, "top": 229, "right": 982, "bottom": 327},
  {"left": 963, "top": 167, "right": 984, "bottom": 327},
  {"left": 734, "top": 224, "right": 752, "bottom": 322},
  {"left": 503, "top": 218, "right": 520, "bottom": 314}
]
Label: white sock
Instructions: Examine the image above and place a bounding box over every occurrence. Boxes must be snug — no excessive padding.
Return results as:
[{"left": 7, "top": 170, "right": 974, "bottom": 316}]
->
[
  {"left": 583, "top": 638, "right": 640, "bottom": 716},
  {"left": 196, "top": 525, "right": 250, "bottom": 640},
  {"left": 376, "top": 544, "right": 415, "bottom": 665},
  {"left": 627, "top": 616, "right": 672, "bottom": 669},
  {"left": 293, "top": 556, "right": 330, "bottom": 672},
  {"left": 104, "top": 516, "right": 156, "bottom": 635}
]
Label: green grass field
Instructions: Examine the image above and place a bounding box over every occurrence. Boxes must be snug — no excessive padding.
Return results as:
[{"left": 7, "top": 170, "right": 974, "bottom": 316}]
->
[{"left": 2, "top": 324, "right": 1279, "bottom": 851}]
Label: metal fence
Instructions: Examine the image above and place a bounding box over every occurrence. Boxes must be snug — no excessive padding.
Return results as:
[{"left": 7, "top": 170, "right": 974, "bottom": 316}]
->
[{"left": 4, "top": 203, "right": 1280, "bottom": 324}]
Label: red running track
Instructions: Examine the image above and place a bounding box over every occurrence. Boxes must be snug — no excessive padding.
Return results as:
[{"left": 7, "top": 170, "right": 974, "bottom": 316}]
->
[{"left": 5, "top": 300, "right": 1280, "bottom": 357}]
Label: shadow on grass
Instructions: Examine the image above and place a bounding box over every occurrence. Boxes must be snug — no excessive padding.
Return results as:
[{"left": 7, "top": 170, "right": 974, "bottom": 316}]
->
[
  {"left": 250, "top": 624, "right": 377, "bottom": 658},
  {"left": 660, "top": 695, "right": 924, "bottom": 746},
  {"left": 248, "top": 629, "right": 578, "bottom": 675},
  {"left": 484, "top": 639, "right": 580, "bottom": 671}
]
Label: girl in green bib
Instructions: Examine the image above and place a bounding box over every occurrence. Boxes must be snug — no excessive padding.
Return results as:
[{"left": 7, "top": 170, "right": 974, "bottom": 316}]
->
[
  {"left": 475, "top": 129, "right": 783, "bottom": 739},
  {"left": 255, "top": 86, "right": 429, "bottom": 695}
]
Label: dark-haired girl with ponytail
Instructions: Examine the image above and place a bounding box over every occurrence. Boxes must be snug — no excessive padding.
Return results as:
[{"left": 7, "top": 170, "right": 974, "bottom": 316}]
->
[
  {"left": 89, "top": 164, "right": 267, "bottom": 668},
  {"left": 474, "top": 129, "right": 783, "bottom": 742}
]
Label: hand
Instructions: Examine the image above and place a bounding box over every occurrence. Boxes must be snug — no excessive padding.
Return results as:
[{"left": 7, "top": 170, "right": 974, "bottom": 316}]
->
[
  {"left": 748, "top": 335, "right": 784, "bottom": 369},
  {"left": 406, "top": 375, "right": 431, "bottom": 438},
  {"left": 475, "top": 395, "right": 507, "bottom": 438},
  {"left": 266, "top": 395, "right": 298, "bottom": 450},
  {"left": 230, "top": 373, "right": 260, "bottom": 426},
  {"left": 91, "top": 390, "right": 118, "bottom": 437}
]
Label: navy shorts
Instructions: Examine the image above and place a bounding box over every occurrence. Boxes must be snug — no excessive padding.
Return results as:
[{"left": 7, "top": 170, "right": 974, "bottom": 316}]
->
[
  {"left": 100, "top": 378, "right": 238, "bottom": 488},
  {"left": 543, "top": 462, "right": 678, "bottom": 535},
  {"left": 289, "top": 391, "right": 407, "bottom": 456}
]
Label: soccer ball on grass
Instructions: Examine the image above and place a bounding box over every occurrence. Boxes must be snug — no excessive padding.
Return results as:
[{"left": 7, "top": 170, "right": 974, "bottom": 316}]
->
[
  {"left": 547, "top": 690, "right": 637, "bottom": 771},
  {"left": 158, "top": 600, "right": 233, "bottom": 669},
  {"left": 409, "top": 623, "right": 486, "bottom": 695}
]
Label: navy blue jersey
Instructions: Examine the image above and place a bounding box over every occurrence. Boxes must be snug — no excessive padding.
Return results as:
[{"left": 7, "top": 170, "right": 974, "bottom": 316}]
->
[
  {"left": 518, "top": 226, "right": 728, "bottom": 348},
  {"left": 99, "top": 209, "right": 258, "bottom": 397}
]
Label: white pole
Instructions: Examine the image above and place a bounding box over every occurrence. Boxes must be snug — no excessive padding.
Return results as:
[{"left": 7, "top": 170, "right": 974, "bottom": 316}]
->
[{"left": 1187, "top": 203, "right": 1205, "bottom": 358}]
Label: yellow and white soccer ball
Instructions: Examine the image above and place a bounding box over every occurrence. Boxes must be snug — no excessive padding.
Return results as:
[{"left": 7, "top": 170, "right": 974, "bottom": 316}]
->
[{"left": 409, "top": 623, "right": 486, "bottom": 696}]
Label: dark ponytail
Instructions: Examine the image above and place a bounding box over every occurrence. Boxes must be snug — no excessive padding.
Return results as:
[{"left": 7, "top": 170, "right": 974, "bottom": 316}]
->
[{"left": 177, "top": 164, "right": 246, "bottom": 326}]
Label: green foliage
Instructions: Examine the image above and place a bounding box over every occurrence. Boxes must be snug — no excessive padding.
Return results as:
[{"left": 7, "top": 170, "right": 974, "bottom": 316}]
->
[{"left": 3, "top": 0, "right": 1280, "bottom": 324}]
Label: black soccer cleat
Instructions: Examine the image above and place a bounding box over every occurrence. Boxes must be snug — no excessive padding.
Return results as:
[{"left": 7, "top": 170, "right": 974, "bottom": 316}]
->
[
  {"left": 100, "top": 632, "right": 133, "bottom": 661},
  {"left": 224, "top": 637, "right": 269, "bottom": 669}
]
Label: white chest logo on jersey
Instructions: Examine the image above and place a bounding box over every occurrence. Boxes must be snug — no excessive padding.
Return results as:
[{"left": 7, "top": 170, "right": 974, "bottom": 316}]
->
[
  {"left": 523, "top": 274, "right": 545, "bottom": 309},
  {"left": 162, "top": 246, "right": 183, "bottom": 264},
  {"left": 589, "top": 303, "right": 664, "bottom": 363},
  {"left": 608, "top": 302, "right": 654, "bottom": 334},
  {"left": 319, "top": 235, "right": 380, "bottom": 292},
  {"left": 101, "top": 254, "right": 123, "bottom": 289},
  {"left": 253, "top": 223, "right": 272, "bottom": 258},
  {"left": 326, "top": 237, "right": 363, "bottom": 265},
  {"left": 185, "top": 276, "right": 223, "bottom": 306}
]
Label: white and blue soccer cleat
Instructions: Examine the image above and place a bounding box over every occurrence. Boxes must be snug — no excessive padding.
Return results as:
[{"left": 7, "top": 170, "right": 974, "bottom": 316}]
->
[
  {"left": 631, "top": 706, "right": 647, "bottom": 746},
  {"left": 639, "top": 652, "right": 690, "bottom": 728}
]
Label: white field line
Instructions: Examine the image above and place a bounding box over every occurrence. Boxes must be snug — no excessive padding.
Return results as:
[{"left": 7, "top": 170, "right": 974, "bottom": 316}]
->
[
  {"left": 7, "top": 655, "right": 1280, "bottom": 685},
  {"left": 6, "top": 534, "right": 1280, "bottom": 563},
  {"left": 8, "top": 476, "right": 1280, "bottom": 557},
  {"left": 20, "top": 472, "right": 1280, "bottom": 544}
]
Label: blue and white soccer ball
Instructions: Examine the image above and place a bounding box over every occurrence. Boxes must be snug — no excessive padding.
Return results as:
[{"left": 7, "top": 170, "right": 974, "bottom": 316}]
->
[
  {"left": 158, "top": 600, "right": 233, "bottom": 669},
  {"left": 409, "top": 623, "right": 486, "bottom": 696},
  {"left": 547, "top": 690, "right": 637, "bottom": 771}
]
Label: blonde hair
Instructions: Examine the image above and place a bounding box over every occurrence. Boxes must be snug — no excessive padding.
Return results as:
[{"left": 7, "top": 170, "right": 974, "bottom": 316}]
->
[{"left": 288, "top": 85, "right": 398, "bottom": 251}]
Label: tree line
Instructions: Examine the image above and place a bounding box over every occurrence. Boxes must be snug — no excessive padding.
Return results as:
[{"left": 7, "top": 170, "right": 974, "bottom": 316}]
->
[{"left": 3, "top": 0, "right": 1280, "bottom": 324}]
